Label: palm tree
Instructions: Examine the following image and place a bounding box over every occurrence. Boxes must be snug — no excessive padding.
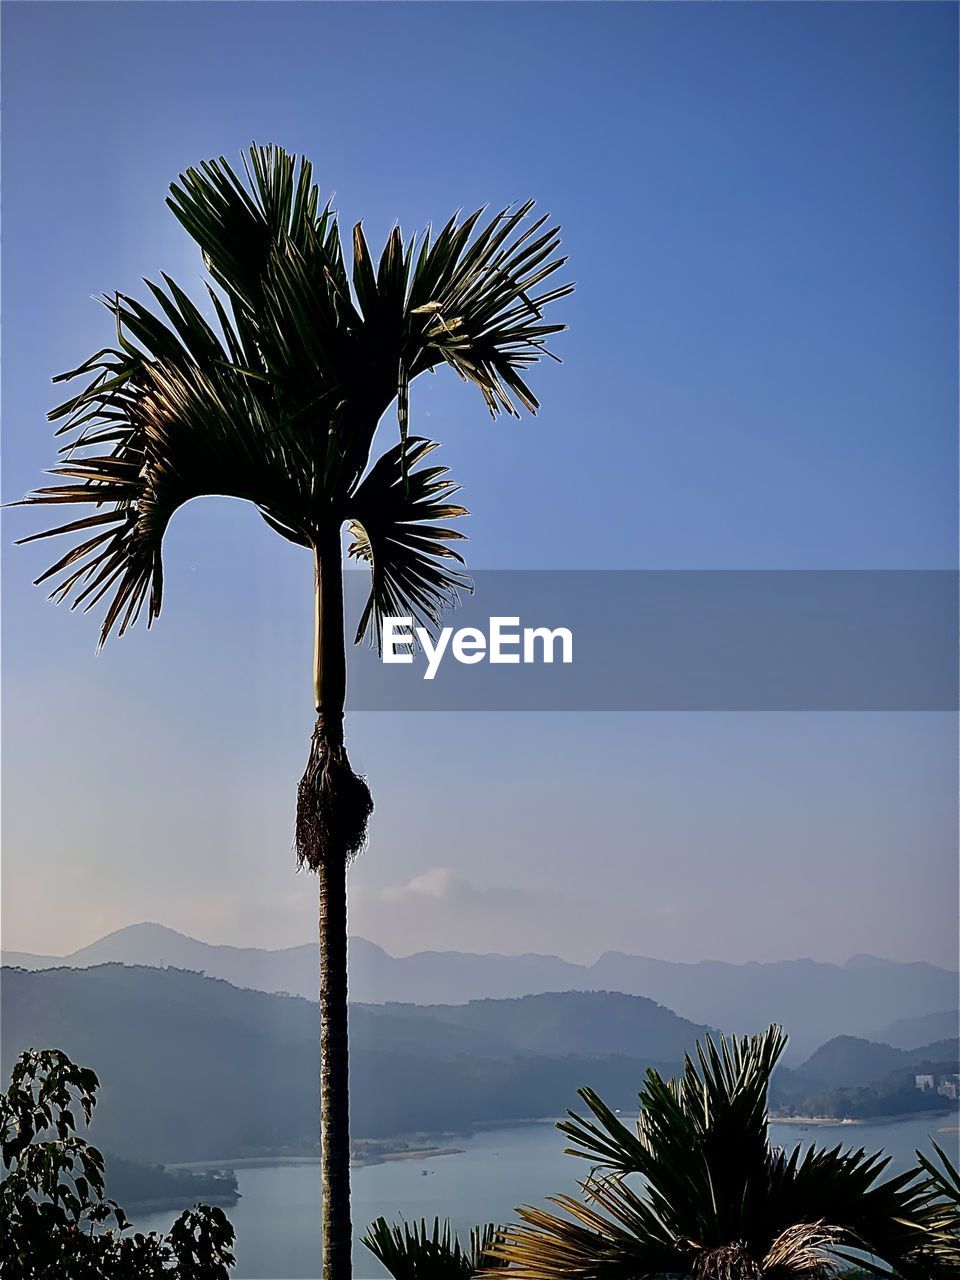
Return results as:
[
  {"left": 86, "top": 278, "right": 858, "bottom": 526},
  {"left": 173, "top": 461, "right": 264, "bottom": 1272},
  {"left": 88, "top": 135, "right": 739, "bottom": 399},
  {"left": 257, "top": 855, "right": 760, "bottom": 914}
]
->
[
  {"left": 490, "top": 1026, "right": 945, "bottom": 1279},
  {"left": 17, "top": 144, "right": 571, "bottom": 1280},
  {"left": 363, "top": 1216, "right": 508, "bottom": 1280}
]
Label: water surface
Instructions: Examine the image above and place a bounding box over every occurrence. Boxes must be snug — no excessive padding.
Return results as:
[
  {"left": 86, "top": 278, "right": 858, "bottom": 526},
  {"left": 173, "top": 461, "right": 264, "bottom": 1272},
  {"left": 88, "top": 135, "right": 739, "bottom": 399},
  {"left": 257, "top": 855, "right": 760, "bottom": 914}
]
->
[{"left": 135, "top": 1113, "right": 960, "bottom": 1280}]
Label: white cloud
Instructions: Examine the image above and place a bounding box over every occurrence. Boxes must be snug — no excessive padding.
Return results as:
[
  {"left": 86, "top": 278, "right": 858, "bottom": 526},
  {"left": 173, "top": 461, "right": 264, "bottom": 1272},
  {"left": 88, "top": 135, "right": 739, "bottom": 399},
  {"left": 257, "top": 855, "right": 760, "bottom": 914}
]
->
[{"left": 379, "top": 867, "right": 475, "bottom": 904}]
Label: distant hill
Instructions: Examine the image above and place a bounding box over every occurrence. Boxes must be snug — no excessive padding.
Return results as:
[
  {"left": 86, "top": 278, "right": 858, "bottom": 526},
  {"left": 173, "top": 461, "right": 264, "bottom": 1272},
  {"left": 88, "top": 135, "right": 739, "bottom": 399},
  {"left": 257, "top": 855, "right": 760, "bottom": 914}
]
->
[
  {"left": 794, "top": 1034, "right": 960, "bottom": 1091},
  {"left": 867, "top": 1010, "right": 960, "bottom": 1050},
  {"left": 1, "top": 949, "right": 61, "bottom": 969},
  {"left": 371, "top": 991, "right": 709, "bottom": 1062},
  {"left": 5, "top": 923, "right": 956, "bottom": 1059},
  {"left": 585, "top": 951, "right": 958, "bottom": 1060},
  {"left": 0, "top": 964, "right": 707, "bottom": 1163},
  {"left": 783, "top": 1043, "right": 960, "bottom": 1123},
  {"left": 104, "top": 1154, "right": 238, "bottom": 1212}
]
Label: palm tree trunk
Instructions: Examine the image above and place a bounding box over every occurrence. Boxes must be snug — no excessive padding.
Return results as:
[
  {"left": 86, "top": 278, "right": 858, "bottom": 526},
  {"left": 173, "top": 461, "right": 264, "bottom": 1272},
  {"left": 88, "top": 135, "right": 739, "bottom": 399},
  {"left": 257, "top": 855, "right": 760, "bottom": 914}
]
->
[
  {"left": 314, "top": 531, "right": 346, "bottom": 733},
  {"left": 318, "top": 852, "right": 351, "bottom": 1280},
  {"left": 314, "top": 531, "right": 352, "bottom": 1280}
]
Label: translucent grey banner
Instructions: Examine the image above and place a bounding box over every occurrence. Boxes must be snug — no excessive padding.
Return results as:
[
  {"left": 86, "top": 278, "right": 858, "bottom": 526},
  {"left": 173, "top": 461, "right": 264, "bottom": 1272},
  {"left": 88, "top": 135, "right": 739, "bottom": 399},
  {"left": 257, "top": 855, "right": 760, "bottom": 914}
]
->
[{"left": 342, "top": 571, "right": 958, "bottom": 711}]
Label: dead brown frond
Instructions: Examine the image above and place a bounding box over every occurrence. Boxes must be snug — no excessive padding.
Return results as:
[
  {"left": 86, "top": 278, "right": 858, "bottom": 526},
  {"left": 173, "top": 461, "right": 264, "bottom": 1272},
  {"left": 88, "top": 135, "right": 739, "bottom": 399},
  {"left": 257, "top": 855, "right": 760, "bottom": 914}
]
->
[
  {"left": 762, "top": 1222, "right": 843, "bottom": 1277},
  {"left": 693, "top": 1242, "right": 763, "bottom": 1280}
]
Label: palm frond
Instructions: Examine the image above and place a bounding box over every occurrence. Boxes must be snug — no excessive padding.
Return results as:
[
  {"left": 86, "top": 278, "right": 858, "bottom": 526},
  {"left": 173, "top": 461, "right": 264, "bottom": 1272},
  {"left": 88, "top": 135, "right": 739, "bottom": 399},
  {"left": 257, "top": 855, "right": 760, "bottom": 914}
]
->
[
  {"left": 166, "top": 145, "right": 345, "bottom": 315},
  {"left": 488, "top": 1174, "right": 683, "bottom": 1280},
  {"left": 886, "top": 1143, "right": 960, "bottom": 1277},
  {"left": 917, "top": 1142, "right": 960, "bottom": 1207},
  {"left": 766, "top": 1139, "right": 935, "bottom": 1269},
  {"left": 350, "top": 199, "right": 573, "bottom": 465},
  {"left": 402, "top": 202, "right": 573, "bottom": 422},
  {"left": 494, "top": 1190, "right": 846, "bottom": 1280},
  {"left": 346, "top": 437, "right": 470, "bottom": 651},
  {"left": 760, "top": 1223, "right": 843, "bottom": 1278},
  {"left": 170, "top": 145, "right": 372, "bottom": 494},
  {"left": 17, "top": 286, "right": 310, "bottom": 645}
]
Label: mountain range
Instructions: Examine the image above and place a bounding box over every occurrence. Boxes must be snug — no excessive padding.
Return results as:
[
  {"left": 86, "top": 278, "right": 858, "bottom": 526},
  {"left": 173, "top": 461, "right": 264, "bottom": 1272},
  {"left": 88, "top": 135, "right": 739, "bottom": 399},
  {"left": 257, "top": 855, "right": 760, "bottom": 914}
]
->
[
  {"left": 0, "top": 963, "right": 710, "bottom": 1162},
  {"left": 5, "top": 922, "right": 957, "bottom": 1059},
  {"left": 3, "top": 962, "right": 955, "bottom": 1166}
]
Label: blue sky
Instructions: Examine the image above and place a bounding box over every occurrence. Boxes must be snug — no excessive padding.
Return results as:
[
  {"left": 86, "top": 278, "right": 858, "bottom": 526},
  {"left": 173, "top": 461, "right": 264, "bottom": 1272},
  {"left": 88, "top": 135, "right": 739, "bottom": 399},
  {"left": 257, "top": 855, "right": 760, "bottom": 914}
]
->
[{"left": 3, "top": 2, "right": 957, "bottom": 964}]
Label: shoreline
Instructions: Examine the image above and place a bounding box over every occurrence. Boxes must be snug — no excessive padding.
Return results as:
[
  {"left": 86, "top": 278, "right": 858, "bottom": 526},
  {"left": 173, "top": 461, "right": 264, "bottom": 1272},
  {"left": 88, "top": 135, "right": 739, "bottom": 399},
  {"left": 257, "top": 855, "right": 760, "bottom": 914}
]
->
[
  {"left": 354, "top": 1146, "right": 463, "bottom": 1168},
  {"left": 772, "top": 1115, "right": 866, "bottom": 1127},
  {"left": 170, "top": 1145, "right": 465, "bottom": 1172},
  {"left": 166, "top": 1108, "right": 960, "bottom": 1171},
  {"left": 124, "top": 1192, "right": 239, "bottom": 1214},
  {"left": 771, "top": 1109, "right": 958, "bottom": 1127}
]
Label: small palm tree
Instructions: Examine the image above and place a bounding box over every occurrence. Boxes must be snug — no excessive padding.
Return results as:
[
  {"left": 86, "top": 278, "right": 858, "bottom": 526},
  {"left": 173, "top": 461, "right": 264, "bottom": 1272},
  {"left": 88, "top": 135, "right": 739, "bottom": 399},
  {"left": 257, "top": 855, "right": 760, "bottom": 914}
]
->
[
  {"left": 17, "top": 144, "right": 570, "bottom": 1280},
  {"left": 490, "top": 1026, "right": 943, "bottom": 1280},
  {"left": 363, "top": 1217, "right": 507, "bottom": 1280}
]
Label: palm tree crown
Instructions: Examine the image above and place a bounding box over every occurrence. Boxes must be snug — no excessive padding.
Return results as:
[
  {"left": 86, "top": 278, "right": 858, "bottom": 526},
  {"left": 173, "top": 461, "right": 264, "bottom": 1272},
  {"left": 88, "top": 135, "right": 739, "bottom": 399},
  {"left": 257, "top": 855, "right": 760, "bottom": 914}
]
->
[
  {"left": 493, "top": 1026, "right": 946, "bottom": 1279},
  {"left": 19, "top": 144, "right": 571, "bottom": 649}
]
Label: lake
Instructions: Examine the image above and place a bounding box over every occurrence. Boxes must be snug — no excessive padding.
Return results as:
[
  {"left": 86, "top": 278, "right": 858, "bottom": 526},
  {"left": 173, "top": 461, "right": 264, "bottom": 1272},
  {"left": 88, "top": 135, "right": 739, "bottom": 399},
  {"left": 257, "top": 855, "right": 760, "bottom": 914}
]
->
[{"left": 134, "top": 1113, "right": 960, "bottom": 1280}]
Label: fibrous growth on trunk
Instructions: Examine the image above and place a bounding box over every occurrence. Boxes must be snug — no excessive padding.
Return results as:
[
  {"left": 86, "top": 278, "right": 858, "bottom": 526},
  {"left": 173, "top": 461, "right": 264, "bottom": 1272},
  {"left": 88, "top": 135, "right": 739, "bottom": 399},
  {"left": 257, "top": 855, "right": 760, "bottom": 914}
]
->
[{"left": 296, "top": 729, "right": 373, "bottom": 870}]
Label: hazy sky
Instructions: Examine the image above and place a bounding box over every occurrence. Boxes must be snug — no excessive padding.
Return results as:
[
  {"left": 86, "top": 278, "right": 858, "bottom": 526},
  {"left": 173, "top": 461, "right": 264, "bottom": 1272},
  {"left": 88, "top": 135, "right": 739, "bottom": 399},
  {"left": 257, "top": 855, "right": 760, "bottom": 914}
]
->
[{"left": 3, "top": 2, "right": 957, "bottom": 966}]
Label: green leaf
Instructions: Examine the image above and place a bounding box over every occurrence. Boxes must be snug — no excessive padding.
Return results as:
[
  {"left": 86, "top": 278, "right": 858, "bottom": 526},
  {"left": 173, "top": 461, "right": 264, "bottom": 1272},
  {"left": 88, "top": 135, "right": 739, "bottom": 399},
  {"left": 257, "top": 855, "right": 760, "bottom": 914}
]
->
[{"left": 346, "top": 437, "right": 470, "bottom": 652}]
